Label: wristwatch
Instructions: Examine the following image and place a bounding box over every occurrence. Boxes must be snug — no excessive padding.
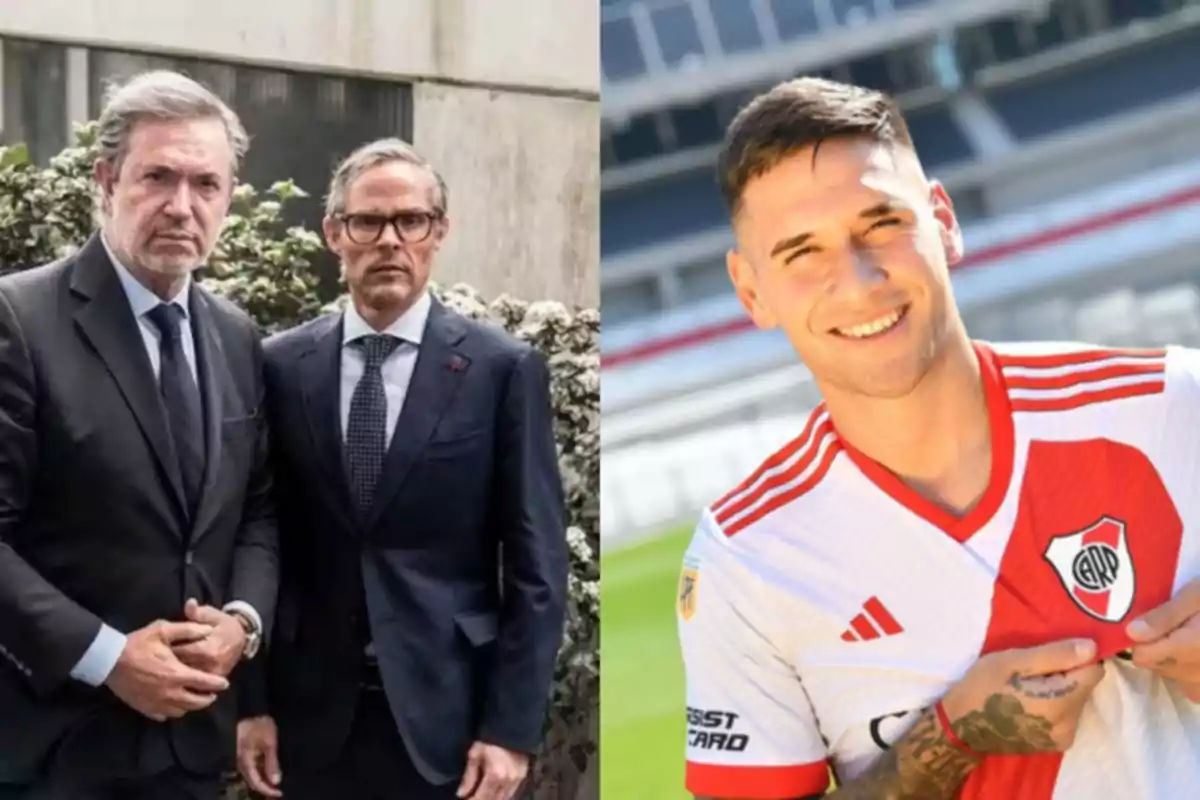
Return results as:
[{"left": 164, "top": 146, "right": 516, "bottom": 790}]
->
[{"left": 231, "top": 612, "right": 262, "bottom": 660}]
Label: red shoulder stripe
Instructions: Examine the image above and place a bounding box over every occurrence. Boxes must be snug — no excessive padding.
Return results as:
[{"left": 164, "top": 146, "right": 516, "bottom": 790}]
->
[
  {"left": 1009, "top": 380, "right": 1164, "bottom": 412},
  {"left": 711, "top": 404, "right": 827, "bottom": 512},
  {"left": 1003, "top": 360, "right": 1164, "bottom": 390},
  {"left": 996, "top": 347, "right": 1165, "bottom": 369},
  {"left": 713, "top": 418, "right": 834, "bottom": 529},
  {"left": 722, "top": 435, "right": 842, "bottom": 537}
]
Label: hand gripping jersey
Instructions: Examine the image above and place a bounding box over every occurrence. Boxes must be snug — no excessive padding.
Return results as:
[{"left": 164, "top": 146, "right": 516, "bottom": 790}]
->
[{"left": 677, "top": 342, "right": 1200, "bottom": 799}]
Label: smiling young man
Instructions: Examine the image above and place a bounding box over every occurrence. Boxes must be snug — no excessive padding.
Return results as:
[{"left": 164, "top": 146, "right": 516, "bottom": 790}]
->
[{"left": 677, "top": 77, "right": 1200, "bottom": 799}]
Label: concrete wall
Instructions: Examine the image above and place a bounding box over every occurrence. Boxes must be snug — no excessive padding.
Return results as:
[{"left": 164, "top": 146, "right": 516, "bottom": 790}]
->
[
  {"left": 0, "top": 0, "right": 600, "bottom": 309},
  {"left": 414, "top": 83, "right": 599, "bottom": 309},
  {"left": 0, "top": 0, "right": 598, "bottom": 95}
]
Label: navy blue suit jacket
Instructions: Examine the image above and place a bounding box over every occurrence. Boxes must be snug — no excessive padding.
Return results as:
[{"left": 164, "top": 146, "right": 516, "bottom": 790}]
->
[{"left": 249, "top": 297, "right": 567, "bottom": 784}]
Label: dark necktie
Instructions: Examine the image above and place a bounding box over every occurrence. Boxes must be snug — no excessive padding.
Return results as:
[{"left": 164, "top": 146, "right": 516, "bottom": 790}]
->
[
  {"left": 146, "top": 303, "right": 205, "bottom": 518},
  {"left": 346, "top": 334, "right": 401, "bottom": 515}
]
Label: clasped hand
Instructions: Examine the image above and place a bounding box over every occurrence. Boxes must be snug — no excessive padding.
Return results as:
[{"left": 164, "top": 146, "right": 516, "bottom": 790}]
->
[
  {"left": 1127, "top": 577, "right": 1200, "bottom": 701},
  {"left": 103, "top": 597, "right": 247, "bottom": 722}
]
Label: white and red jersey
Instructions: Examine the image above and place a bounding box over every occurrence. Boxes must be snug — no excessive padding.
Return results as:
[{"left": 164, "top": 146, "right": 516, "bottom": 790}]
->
[{"left": 677, "top": 342, "right": 1200, "bottom": 799}]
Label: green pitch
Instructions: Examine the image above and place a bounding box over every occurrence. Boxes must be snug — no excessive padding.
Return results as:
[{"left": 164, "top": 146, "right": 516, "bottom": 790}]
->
[{"left": 600, "top": 524, "right": 694, "bottom": 799}]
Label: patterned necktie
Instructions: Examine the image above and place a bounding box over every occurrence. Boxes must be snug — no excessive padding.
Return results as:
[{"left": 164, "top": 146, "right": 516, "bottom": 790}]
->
[
  {"left": 146, "top": 303, "right": 204, "bottom": 517},
  {"left": 346, "top": 334, "right": 401, "bottom": 515}
]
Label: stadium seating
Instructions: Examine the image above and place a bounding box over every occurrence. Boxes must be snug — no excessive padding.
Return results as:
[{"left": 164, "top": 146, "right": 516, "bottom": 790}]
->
[
  {"left": 602, "top": 0, "right": 1200, "bottom": 314},
  {"left": 600, "top": 0, "right": 1200, "bottom": 543},
  {"left": 984, "top": 26, "right": 1200, "bottom": 141}
]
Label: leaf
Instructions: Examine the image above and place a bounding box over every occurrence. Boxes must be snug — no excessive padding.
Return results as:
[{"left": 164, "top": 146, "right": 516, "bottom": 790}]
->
[{"left": 0, "top": 143, "right": 29, "bottom": 169}]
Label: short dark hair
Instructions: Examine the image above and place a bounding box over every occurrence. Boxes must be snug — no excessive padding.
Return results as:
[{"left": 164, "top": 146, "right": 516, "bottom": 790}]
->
[{"left": 717, "top": 77, "right": 914, "bottom": 215}]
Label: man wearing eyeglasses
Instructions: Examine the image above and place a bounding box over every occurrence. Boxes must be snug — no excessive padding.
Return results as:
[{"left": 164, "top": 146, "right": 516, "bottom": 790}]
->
[{"left": 233, "top": 139, "right": 567, "bottom": 800}]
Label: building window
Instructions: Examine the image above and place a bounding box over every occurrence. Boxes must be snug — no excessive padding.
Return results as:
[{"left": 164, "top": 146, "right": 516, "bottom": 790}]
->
[{"left": 1, "top": 37, "right": 68, "bottom": 164}]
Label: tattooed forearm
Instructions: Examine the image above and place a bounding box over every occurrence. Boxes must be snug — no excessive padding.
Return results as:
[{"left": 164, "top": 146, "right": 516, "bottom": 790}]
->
[
  {"left": 824, "top": 693, "right": 1059, "bottom": 799},
  {"left": 955, "top": 694, "right": 1056, "bottom": 753},
  {"left": 823, "top": 707, "right": 976, "bottom": 800}
]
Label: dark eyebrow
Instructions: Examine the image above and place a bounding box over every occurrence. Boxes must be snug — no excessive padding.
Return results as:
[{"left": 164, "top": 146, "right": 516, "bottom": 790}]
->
[
  {"left": 860, "top": 201, "right": 902, "bottom": 219},
  {"left": 142, "top": 165, "right": 221, "bottom": 182},
  {"left": 769, "top": 232, "right": 814, "bottom": 258},
  {"left": 347, "top": 207, "right": 435, "bottom": 216},
  {"left": 769, "top": 201, "right": 905, "bottom": 257}
]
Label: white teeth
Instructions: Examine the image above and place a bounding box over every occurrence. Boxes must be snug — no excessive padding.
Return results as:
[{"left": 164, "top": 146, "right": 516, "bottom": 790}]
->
[{"left": 836, "top": 310, "right": 902, "bottom": 339}]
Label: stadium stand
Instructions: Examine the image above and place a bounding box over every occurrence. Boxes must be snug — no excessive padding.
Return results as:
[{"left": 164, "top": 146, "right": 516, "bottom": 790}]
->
[{"left": 600, "top": 0, "right": 1200, "bottom": 544}]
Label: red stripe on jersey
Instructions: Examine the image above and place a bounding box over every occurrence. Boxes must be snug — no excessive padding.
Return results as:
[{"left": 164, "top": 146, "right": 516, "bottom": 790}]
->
[
  {"left": 840, "top": 630, "right": 857, "bottom": 642},
  {"left": 959, "top": 754, "right": 1066, "bottom": 800},
  {"left": 864, "top": 596, "right": 904, "bottom": 636},
  {"left": 960, "top": 437, "right": 1184, "bottom": 798},
  {"left": 716, "top": 423, "right": 836, "bottom": 530},
  {"left": 995, "top": 347, "right": 1166, "bottom": 369},
  {"left": 722, "top": 440, "right": 842, "bottom": 536},
  {"left": 685, "top": 760, "right": 830, "bottom": 798},
  {"left": 1008, "top": 380, "right": 1164, "bottom": 412},
  {"left": 711, "top": 404, "right": 827, "bottom": 514},
  {"left": 849, "top": 613, "right": 880, "bottom": 641},
  {"left": 1002, "top": 359, "right": 1164, "bottom": 390}
]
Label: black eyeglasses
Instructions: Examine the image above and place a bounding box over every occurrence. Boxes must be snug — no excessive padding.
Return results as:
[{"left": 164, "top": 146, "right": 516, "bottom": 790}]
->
[{"left": 338, "top": 210, "right": 442, "bottom": 245}]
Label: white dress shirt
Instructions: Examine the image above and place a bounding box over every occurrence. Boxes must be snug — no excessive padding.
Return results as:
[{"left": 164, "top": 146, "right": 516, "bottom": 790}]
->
[
  {"left": 339, "top": 290, "right": 432, "bottom": 448},
  {"left": 70, "top": 236, "right": 260, "bottom": 687}
]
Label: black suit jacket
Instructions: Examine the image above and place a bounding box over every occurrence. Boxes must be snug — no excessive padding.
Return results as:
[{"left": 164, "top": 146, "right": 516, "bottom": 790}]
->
[
  {"left": 252, "top": 298, "right": 568, "bottom": 784},
  {"left": 0, "top": 235, "right": 278, "bottom": 787}
]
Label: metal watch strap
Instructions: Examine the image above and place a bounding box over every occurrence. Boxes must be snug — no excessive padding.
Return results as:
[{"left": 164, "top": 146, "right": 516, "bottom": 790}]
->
[{"left": 232, "top": 611, "right": 261, "bottom": 660}]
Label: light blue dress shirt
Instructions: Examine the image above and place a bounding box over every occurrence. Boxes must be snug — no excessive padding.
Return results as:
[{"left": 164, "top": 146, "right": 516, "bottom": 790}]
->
[{"left": 69, "top": 237, "right": 260, "bottom": 687}]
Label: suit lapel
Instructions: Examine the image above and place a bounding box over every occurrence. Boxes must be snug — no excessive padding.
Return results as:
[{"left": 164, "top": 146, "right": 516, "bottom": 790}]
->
[
  {"left": 188, "top": 288, "right": 226, "bottom": 541},
  {"left": 299, "top": 315, "right": 356, "bottom": 528},
  {"left": 366, "top": 300, "right": 469, "bottom": 531},
  {"left": 69, "top": 235, "right": 188, "bottom": 525}
]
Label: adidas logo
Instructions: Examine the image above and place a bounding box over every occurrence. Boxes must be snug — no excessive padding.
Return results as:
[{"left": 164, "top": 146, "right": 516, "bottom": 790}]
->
[{"left": 840, "top": 596, "right": 904, "bottom": 642}]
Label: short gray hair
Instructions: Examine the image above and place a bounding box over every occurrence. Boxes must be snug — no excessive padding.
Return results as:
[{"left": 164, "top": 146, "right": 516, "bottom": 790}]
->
[
  {"left": 95, "top": 70, "right": 250, "bottom": 176},
  {"left": 324, "top": 138, "right": 448, "bottom": 218}
]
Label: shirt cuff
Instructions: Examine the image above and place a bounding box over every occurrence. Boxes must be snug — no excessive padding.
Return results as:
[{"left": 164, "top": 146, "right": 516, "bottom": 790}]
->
[
  {"left": 69, "top": 624, "right": 127, "bottom": 687},
  {"left": 222, "top": 601, "right": 262, "bottom": 635}
]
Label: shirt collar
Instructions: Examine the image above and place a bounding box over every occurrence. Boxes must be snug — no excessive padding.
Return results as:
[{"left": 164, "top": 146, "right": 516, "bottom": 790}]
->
[
  {"left": 342, "top": 290, "right": 432, "bottom": 347},
  {"left": 101, "top": 232, "right": 191, "bottom": 320}
]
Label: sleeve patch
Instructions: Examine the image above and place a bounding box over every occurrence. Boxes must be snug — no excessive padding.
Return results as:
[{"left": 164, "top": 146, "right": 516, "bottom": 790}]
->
[{"left": 678, "top": 554, "right": 700, "bottom": 621}]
